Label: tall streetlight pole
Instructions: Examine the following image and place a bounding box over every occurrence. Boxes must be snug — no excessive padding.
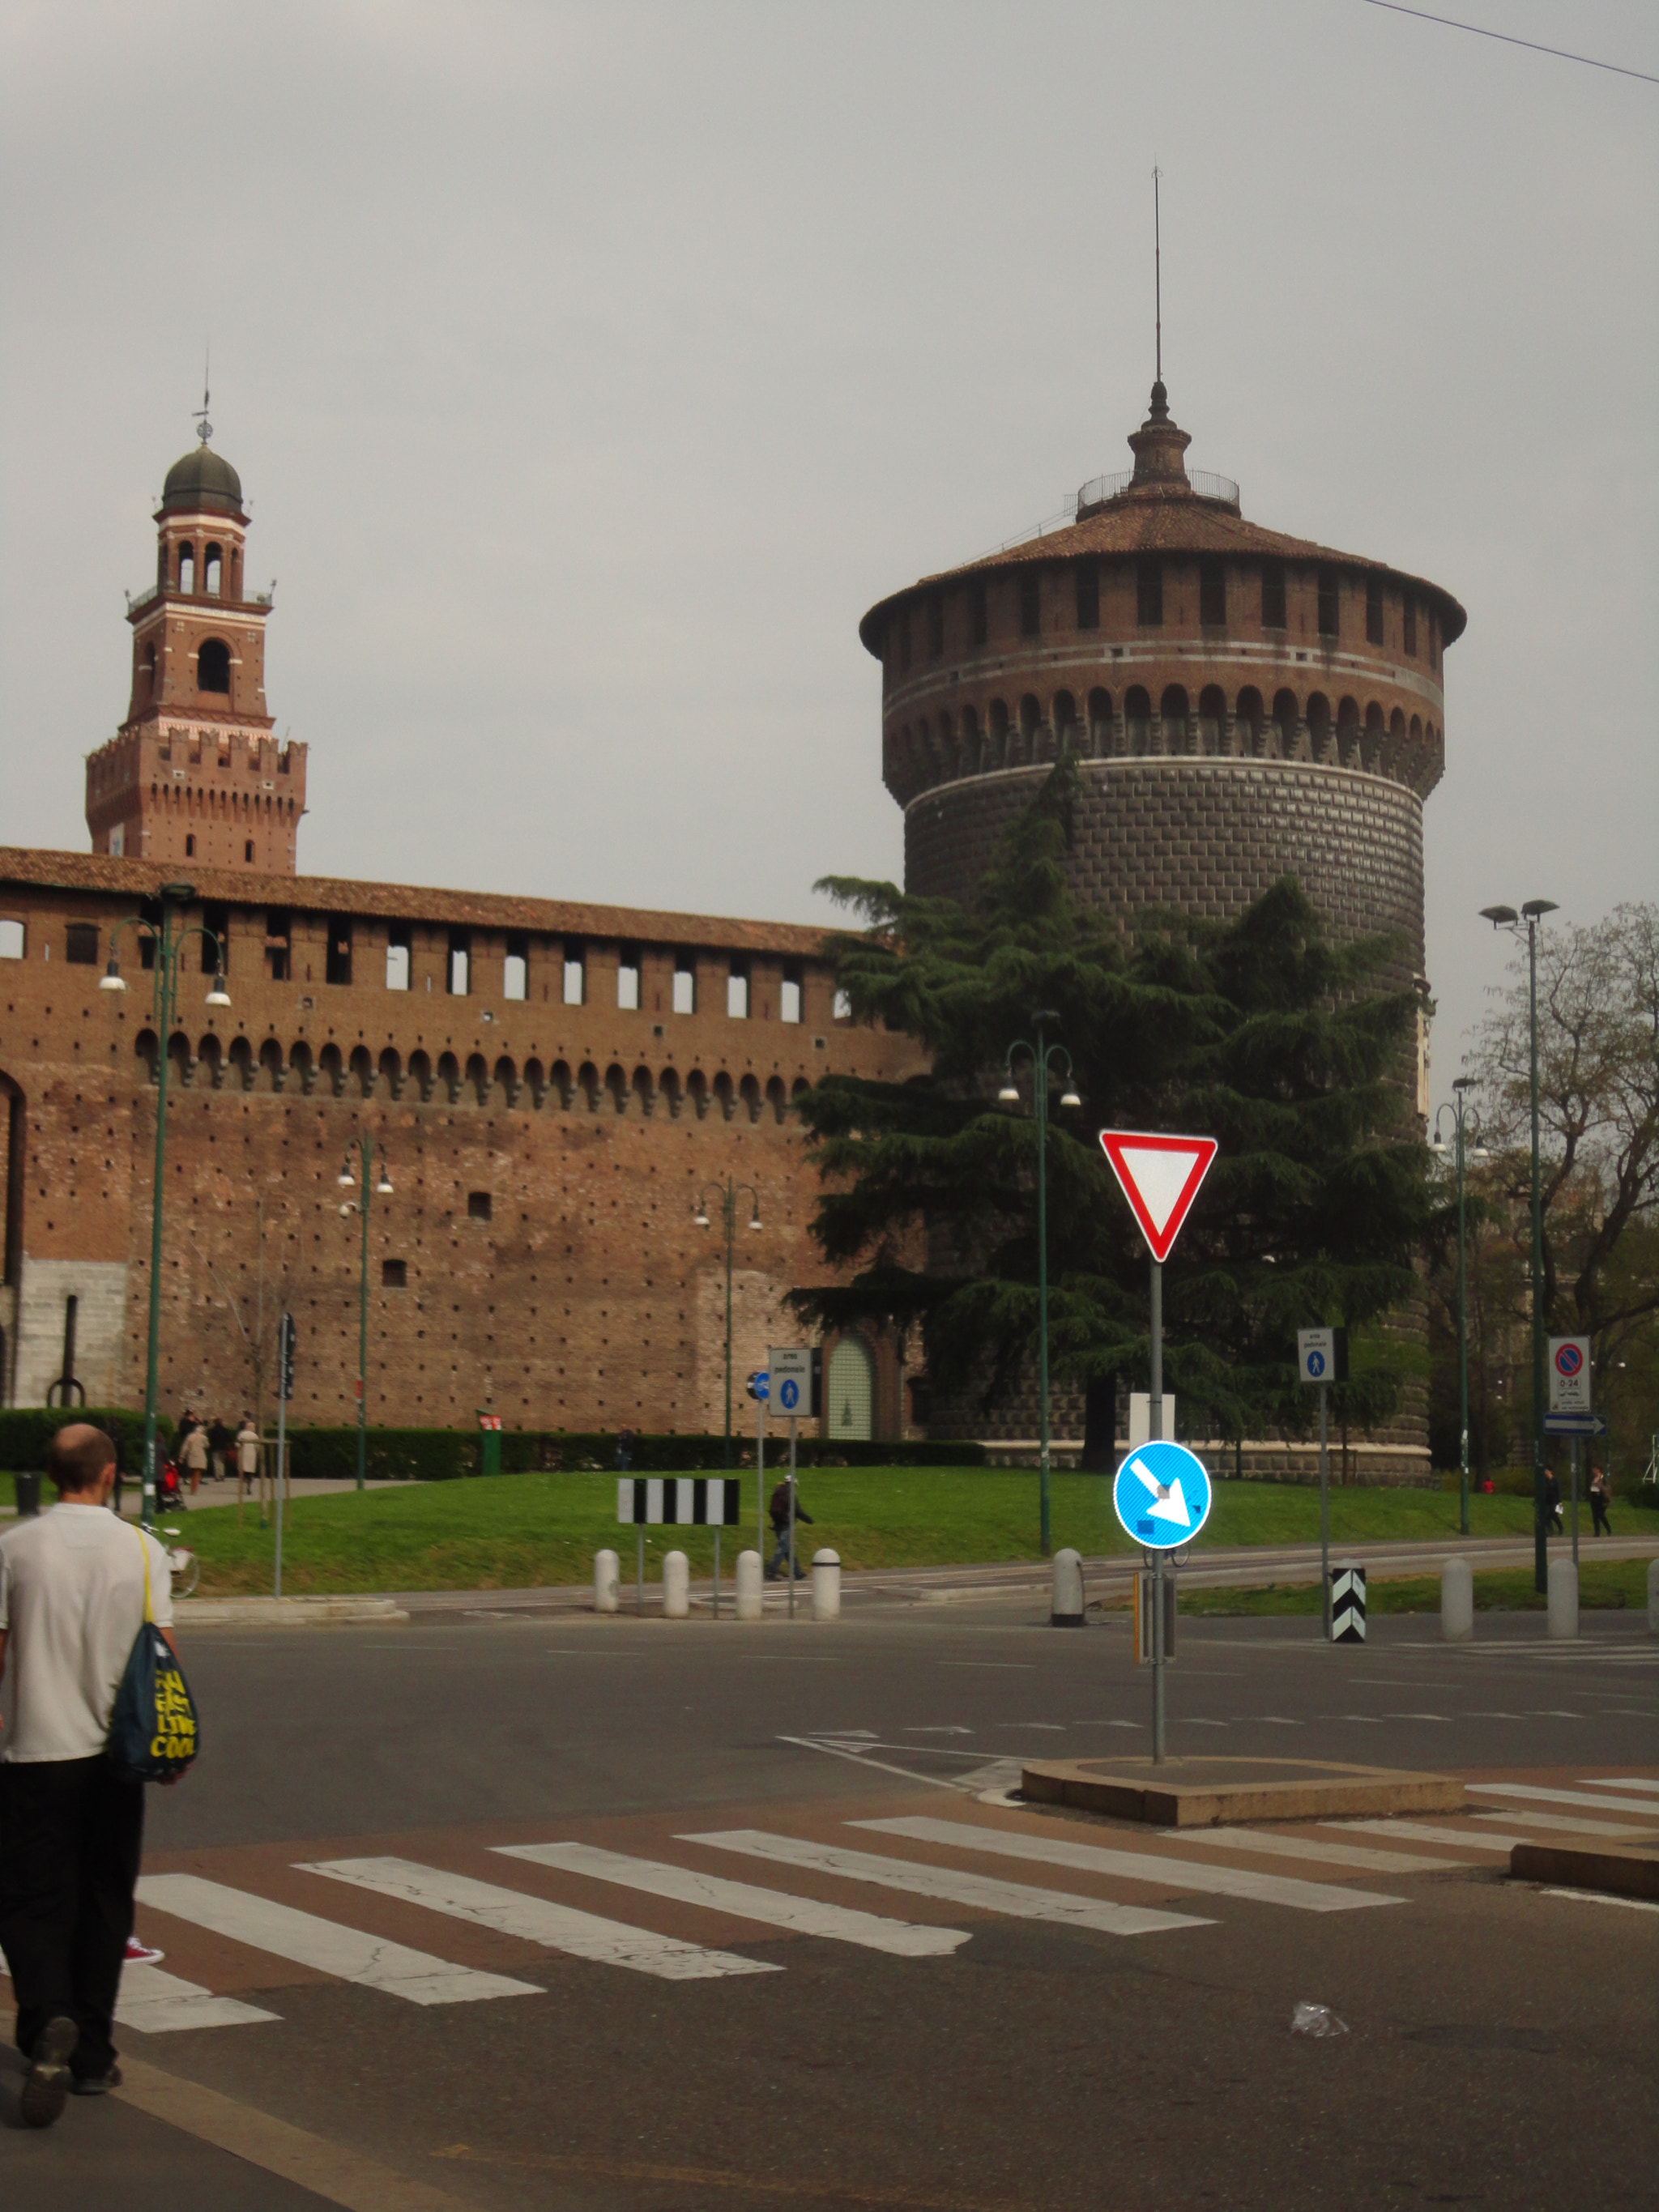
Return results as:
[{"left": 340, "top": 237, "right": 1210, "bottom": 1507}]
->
[
  {"left": 101, "top": 885, "right": 231, "bottom": 1529},
  {"left": 1480, "top": 898, "right": 1558, "bottom": 1592},
  {"left": 693, "top": 1178, "right": 761, "bottom": 1466},
  {"left": 1000, "top": 1014, "right": 1081, "bottom": 1558},
  {"left": 1433, "top": 1078, "right": 1486, "bottom": 1537},
  {"left": 337, "top": 1136, "right": 394, "bottom": 1491}
]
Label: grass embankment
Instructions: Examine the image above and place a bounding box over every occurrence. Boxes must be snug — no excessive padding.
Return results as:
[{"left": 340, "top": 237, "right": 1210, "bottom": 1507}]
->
[
  {"left": 1181, "top": 1556, "right": 1653, "bottom": 1617},
  {"left": 151, "top": 1467, "right": 1659, "bottom": 1599}
]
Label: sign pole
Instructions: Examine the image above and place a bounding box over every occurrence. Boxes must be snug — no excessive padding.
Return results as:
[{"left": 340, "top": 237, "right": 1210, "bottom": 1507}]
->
[
  {"left": 275, "top": 1336, "right": 288, "bottom": 1603},
  {"left": 637, "top": 1526, "right": 644, "bottom": 1617},
  {"left": 1570, "top": 1435, "right": 1579, "bottom": 1567},
  {"left": 787, "top": 1416, "right": 798, "bottom": 1621},
  {"left": 757, "top": 1392, "right": 766, "bottom": 1562},
  {"left": 713, "top": 1524, "right": 721, "bottom": 1620},
  {"left": 1149, "top": 1257, "right": 1166, "bottom": 1762},
  {"left": 1319, "top": 1382, "right": 1331, "bottom": 1642}
]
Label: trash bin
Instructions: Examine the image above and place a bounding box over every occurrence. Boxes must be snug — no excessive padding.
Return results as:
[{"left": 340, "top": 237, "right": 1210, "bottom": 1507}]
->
[{"left": 13, "top": 1472, "right": 42, "bottom": 1517}]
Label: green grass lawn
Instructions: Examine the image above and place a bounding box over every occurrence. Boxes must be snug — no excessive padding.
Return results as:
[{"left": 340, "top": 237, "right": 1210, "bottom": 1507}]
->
[
  {"left": 1180, "top": 1555, "right": 1653, "bottom": 1617},
  {"left": 134, "top": 1466, "right": 1659, "bottom": 1599}
]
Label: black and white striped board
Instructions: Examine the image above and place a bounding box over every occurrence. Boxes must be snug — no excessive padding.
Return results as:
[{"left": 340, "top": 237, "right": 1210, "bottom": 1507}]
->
[
  {"left": 617, "top": 1477, "right": 742, "bottom": 1528},
  {"left": 1331, "top": 1565, "right": 1367, "bottom": 1643}
]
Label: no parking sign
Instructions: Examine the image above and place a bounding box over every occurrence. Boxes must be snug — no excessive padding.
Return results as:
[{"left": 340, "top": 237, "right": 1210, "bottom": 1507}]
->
[{"left": 1546, "top": 1336, "right": 1593, "bottom": 1431}]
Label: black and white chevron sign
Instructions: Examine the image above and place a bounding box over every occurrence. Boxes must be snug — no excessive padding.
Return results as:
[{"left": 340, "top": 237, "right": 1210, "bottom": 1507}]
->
[
  {"left": 1330, "top": 1564, "right": 1367, "bottom": 1643},
  {"left": 617, "top": 1477, "right": 742, "bottom": 1528}
]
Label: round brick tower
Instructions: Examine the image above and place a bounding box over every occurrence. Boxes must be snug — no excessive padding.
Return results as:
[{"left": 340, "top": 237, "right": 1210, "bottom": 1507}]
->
[{"left": 860, "top": 381, "right": 1465, "bottom": 998}]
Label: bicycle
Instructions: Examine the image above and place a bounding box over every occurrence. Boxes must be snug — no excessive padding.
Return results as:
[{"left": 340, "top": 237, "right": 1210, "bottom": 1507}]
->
[{"left": 161, "top": 1526, "right": 199, "bottom": 1597}]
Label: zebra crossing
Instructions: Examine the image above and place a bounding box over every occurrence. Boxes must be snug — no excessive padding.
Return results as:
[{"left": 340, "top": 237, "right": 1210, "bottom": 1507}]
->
[{"left": 62, "top": 1774, "right": 1650, "bottom": 2040}]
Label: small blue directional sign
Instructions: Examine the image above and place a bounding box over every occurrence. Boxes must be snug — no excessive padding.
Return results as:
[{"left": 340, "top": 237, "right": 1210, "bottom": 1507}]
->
[{"left": 1112, "top": 1439, "right": 1213, "bottom": 1550}]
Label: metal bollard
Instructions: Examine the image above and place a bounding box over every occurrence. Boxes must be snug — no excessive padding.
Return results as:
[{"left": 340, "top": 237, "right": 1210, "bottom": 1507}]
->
[
  {"left": 1439, "top": 1556, "right": 1473, "bottom": 1641},
  {"left": 1050, "top": 1547, "right": 1084, "bottom": 1626},
  {"left": 1546, "top": 1555, "right": 1578, "bottom": 1640},
  {"left": 594, "top": 1547, "right": 620, "bottom": 1614},
  {"left": 734, "top": 1549, "right": 763, "bottom": 1621},
  {"left": 662, "top": 1549, "right": 689, "bottom": 1619},
  {"left": 1648, "top": 1557, "right": 1658, "bottom": 1639},
  {"left": 811, "top": 1549, "right": 841, "bottom": 1622}
]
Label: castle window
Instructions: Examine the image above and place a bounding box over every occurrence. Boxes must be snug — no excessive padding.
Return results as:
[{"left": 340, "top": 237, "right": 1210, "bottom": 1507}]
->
[
  {"left": 727, "top": 957, "right": 750, "bottom": 1020},
  {"left": 616, "top": 945, "right": 641, "bottom": 1011},
  {"left": 65, "top": 923, "right": 99, "bottom": 966},
  {"left": 1403, "top": 595, "right": 1418, "bottom": 656},
  {"left": 447, "top": 929, "right": 471, "bottom": 996},
  {"left": 1365, "top": 578, "right": 1384, "bottom": 646},
  {"left": 0, "top": 920, "right": 23, "bottom": 959},
  {"left": 672, "top": 954, "right": 695, "bottom": 1015},
  {"left": 1199, "top": 559, "right": 1226, "bottom": 628},
  {"left": 202, "top": 905, "right": 228, "bottom": 974},
  {"left": 467, "top": 1193, "right": 492, "bottom": 1223},
  {"left": 386, "top": 923, "right": 412, "bottom": 991},
  {"left": 185, "top": 834, "right": 196, "bottom": 858},
  {"left": 1316, "top": 569, "right": 1339, "bottom": 637},
  {"left": 197, "top": 637, "right": 231, "bottom": 694},
  {"left": 833, "top": 988, "right": 852, "bottom": 1021},
  {"left": 928, "top": 596, "right": 944, "bottom": 659},
  {"left": 382, "top": 1259, "right": 407, "bottom": 1289},
  {"left": 244, "top": 840, "right": 254, "bottom": 863},
  {"left": 781, "top": 960, "right": 803, "bottom": 1025},
  {"left": 969, "top": 581, "right": 987, "bottom": 646},
  {"left": 505, "top": 931, "right": 529, "bottom": 1001},
  {"left": 1019, "top": 571, "right": 1041, "bottom": 637},
  {"left": 177, "top": 544, "right": 194, "bottom": 593},
  {"left": 1261, "top": 560, "right": 1287, "bottom": 629},
  {"left": 1075, "top": 563, "right": 1098, "bottom": 629},
  {"left": 138, "top": 642, "right": 157, "bottom": 706},
  {"left": 203, "top": 544, "right": 222, "bottom": 596},
  {"left": 562, "top": 943, "right": 585, "bottom": 1005},
  {"left": 326, "top": 917, "right": 353, "bottom": 987},
  {"left": 1136, "top": 557, "right": 1162, "bottom": 627}
]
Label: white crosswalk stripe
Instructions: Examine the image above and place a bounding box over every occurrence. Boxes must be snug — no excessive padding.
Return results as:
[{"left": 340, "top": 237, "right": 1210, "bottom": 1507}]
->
[
  {"left": 496, "top": 1841, "right": 966, "bottom": 1958},
  {"left": 1473, "top": 1809, "right": 1659, "bottom": 1838},
  {"left": 1160, "top": 1826, "right": 1461, "bottom": 1874},
  {"left": 1582, "top": 1778, "right": 1659, "bottom": 1795},
  {"left": 1324, "top": 1821, "right": 1518, "bottom": 1852},
  {"left": 682, "top": 1829, "right": 1212, "bottom": 1936},
  {"left": 116, "top": 1963, "right": 280, "bottom": 2034},
  {"left": 859, "top": 1817, "right": 1404, "bottom": 1912},
  {"left": 302, "top": 1856, "right": 779, "bottom": 1981},
  {"left": 138, "top": 1873, "right": 540, "bottom": 2006},
  {"left": 1467, "top": 1784, "right": 1659, "bottom": 1817}
]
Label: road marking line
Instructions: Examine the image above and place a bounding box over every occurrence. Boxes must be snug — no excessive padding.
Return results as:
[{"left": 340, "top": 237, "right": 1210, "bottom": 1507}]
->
[
  {"left": 1582, "top": 1778, "right": 1659, "bottom": 1794},
  {"left": 1467, "top": 1784, "right": 1659, "bottom": 1817},
  {"left": 137, "top": 1875, "right": 539, "bottom": 2007},
  {"left": 1161, "top": 1827, "right": 1461, "bottom": 1874},
  {"left": 302, "top": 1856, "right": 778, "bottom": 1981},
  {"left": 116, "top": 1963, "right": 279, "bottom": 2034},
  {"left": 1324, "top": 1821, "right": 1520, "bottom": 1852},
  {"left": 432, "top": 2139, "right": 1028, "bottom": 2206},
  {"left": 1539, "top": 1889, "right": 1659, "bottom": 1915},
  {"left": 682, "top": 1830, "right": 1209, "bottom": 1937},
  {"left": 495, "top": 1843, "right": 966, "bottom": 1958},
  {"left": 858, "top": 1817, "right": 1403, "bottom": 1913},
  {"left": 1474, "top": 1809, "right": 1659, "bottom": 1838}
]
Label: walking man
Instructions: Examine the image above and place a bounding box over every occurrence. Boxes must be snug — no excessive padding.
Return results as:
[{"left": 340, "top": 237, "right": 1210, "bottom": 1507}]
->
[
  {"left": 1589, "top": 1462, "right": 1613, "bottom": 1536},
  {"left": 766, "top": 1473, "right": 812, "bottom": 1581},
  {"left": 207, "top": 1413, "right": 235, "bottom": 1485},
  {"left": 0, "top": 1424, "right": 177, "bottom": 2125}
]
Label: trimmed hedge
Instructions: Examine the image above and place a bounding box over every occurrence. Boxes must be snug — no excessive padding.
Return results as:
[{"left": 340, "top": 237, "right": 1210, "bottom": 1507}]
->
[
  {"left": 274, "top": 1427, "right": 987, "bottom": 1481},
  {"left": 0, "top": 1406, "right": 173, "bottom": 1472}
]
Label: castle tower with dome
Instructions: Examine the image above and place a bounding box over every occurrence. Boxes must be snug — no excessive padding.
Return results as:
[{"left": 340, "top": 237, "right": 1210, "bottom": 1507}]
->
[{"left": 861, "top": 380, "right": 1465, "bottom": 1013}]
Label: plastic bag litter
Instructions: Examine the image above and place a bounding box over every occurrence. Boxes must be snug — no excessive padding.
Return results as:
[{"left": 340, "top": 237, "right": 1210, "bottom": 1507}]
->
[{"left": 1290, "top": 2002, "right": 1348, "bottom": 2038}]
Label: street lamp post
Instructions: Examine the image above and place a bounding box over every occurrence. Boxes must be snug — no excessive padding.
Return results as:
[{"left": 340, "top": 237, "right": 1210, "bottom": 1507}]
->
[
  {"left": 337, "top": 1136, "right": 394, "bottom": 1491},
  {"left": 1000, "top": 1014, "right": 1081, "bottom": 1558},
  {"left": 1480, "top": 898, "right": 1558, "bottom": 1593},
  {"left": 1432, "top": 1078, "right": 1487, "bottom": 1537},
  {"left": 693, "top": 1178, "right": 761, "bottom": 1467},
  {"left": 100, "top": 884, "right": 231, "bottom": 1530}
]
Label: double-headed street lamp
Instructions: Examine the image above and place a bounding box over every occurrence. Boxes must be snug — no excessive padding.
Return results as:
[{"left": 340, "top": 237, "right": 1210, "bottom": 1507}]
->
[
  {"left": 693, "top": 1178, "right": 761, "bottom": 1467},
  {"left": 1000, "top": 1013, "right": 1081, "bottom": 1558},
  {"left": 1432, "top": 1077, "right": 1487, "bottom": 1537},
  {"left": 1479, "top": 898, "right": 1558, "bottom": 1592},
  {"left": 100, "top": 883, "right": 230, "bottom": 1529},
  {"left": 338, "top": 1136, "right": 394, "bottom": 1492}
]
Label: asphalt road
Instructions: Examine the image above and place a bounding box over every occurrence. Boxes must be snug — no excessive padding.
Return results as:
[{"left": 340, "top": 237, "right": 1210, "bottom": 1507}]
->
[{"left": 5, "top": 1599, "right": 1656, "bottom": 2211}]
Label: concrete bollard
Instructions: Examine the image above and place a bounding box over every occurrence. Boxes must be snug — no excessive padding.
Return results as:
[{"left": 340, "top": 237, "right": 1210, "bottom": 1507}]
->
[
  {"left": 662, "top": 1549, "right": 689, "bottom": 1620},
  {"left": 1051, "top": 1547, "right": 1085, "bottom": 1627},
  {"left": 735, "top": 1549, "right": 763, "bottom": 1621},
  {"left": 1648, "top": 1557, "right": 1658, "bottom": 1639},
  {"left": 594, "top": 1548, "right": 620, "bottom": 1614},
  {"left": 811, "top": 1549, "right": 842, "bottom": 1622},
  {"left": 1546, "top": 1555, "right": 1578, "bottom": 1640},
  {"left": 1440, "top": 1556, "right": 1473, "bottom": 1641}
]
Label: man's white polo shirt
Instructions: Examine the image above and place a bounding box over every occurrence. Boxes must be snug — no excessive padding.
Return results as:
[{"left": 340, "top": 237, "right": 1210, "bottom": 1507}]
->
[{"left": 0, "top": 1506, "right": 173, "bottom": 1762}]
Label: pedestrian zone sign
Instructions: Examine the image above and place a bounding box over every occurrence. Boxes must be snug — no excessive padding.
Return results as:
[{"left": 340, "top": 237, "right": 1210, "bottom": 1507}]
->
[
  {"left": 1098, "top": 1130, "right": 1219, "bottom": 1263},
  {"left": 770, "top": 1346, "right": 811, "bottom": 1417},
  {"left": 1112, "top": 1438, "right": 1213, "bottom": 1550}
]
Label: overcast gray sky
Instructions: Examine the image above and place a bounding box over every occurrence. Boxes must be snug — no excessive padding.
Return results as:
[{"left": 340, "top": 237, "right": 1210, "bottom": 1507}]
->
[{"left": 3, "top": 0, "right": 1654, "bottom": 1088}]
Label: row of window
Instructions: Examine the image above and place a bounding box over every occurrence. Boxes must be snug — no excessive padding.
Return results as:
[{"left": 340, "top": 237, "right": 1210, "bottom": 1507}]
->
[
  {"left": 161, "top": 540, "right": 241, "bottom": 599},
  {"left": 892, "top": 560, "right": 1437, "bottom": 668}
]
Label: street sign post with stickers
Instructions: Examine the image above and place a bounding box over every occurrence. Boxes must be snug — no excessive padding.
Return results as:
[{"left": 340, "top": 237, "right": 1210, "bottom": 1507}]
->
[
  {"left": 1295, "top": 1328, "right": 1350, "bottom": 1640},
  {"left": 1546, "top": 1336, "right": 1593, "bottom": 1566},
  {"left": 769, "top": 1348, "right": 813, "bottom": 1618},
  {"left": 1098, "top": 1129, "right": 1220, "bottom": 1763},
  {"left": 745, "top": 1369, "right": 769, "bottom": 1559}
]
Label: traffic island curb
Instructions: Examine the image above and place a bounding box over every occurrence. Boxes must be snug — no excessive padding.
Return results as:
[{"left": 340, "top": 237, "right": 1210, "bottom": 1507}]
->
[
  {"left": 1510, "top": 1840, "right": 1659, "bottom": 1902},
  {"left": 1019, "top": 1754, "right": 1466, "bottom": 1826},
  {"left": 173, "top": 1596, "right": 410, "bottom": 1626}
]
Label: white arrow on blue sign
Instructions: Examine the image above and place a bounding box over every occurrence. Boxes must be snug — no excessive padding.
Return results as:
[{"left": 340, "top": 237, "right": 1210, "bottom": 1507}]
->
[{"left": 1112, "top": 1439, "right": 1214, "bottom": 1551}]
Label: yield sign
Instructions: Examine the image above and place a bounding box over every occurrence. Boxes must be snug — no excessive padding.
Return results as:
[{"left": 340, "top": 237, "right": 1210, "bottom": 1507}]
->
[{"left": 1098, "top": 1129, "right": 1219, "bottom": 1263}]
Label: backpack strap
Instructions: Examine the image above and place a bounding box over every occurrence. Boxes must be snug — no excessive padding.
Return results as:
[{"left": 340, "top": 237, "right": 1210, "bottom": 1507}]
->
[{"left": 134, "top": 1524, "right": 155, "bottom": 1626}]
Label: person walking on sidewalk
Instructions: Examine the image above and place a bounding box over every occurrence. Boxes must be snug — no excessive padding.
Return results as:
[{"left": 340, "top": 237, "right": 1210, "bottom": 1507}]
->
[
  {"left": 207, "top": 1414, "right": 234, "bottom": 1485},
  {"left": 180, "top": 1419, "right": 211, "bottom": 1497},
  {"left": 766, "top": 1474, "right": 812, "bottom": 1581},
  {"left": 0, "top": 1424, "right": 179, "bottom": 2125},
  {"left": 1543, "top": 1468, "right": 1563, "bottom": 1535},
  {"left": 1589, "top": 1462, "right": 1614, "bottom": 1536},
  {"left": 236, "top": 1413, "right": 261, "bottom": 1501}
]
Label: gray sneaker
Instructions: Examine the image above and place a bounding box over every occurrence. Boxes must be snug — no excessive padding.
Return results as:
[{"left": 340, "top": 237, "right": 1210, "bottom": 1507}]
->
[{"left": 19, "top": 2015, "right": 79, "bottom": 2128}]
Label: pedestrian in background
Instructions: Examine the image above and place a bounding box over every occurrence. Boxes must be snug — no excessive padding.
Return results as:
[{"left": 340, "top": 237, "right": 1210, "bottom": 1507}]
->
[
  {"left": 180, "top": 1421, "right": 210, "bottom": 1497},
  {"left": 1543, "top": 1468, "right": 1563, "bottom": 1535},
  {"left": 236, "top": 1413, "right": 260, "bottom": 1502},
  {"left": 0, "top": 1425, "right": 178, "bottom": 2125},
  {"left": 1589, "top": 1463, "right": 1613, "bottom": 1536},
  {"left": 616, "top": 1426, "right": 636, "bottom": 1475},
  {"left": 766, "top": 1474, "right": 812, "bottom": 1581},
  {"left": 207, "top": 1414, "right": 234, "bottom": 1486}
]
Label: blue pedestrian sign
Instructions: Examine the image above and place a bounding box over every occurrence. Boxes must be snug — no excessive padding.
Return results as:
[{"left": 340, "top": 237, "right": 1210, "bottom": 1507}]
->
[
  {"left": 778, "top": 1377, "right": 800, "bottom": 1412},
  {"left": 1112, "top": 1439, "right": 1213, "bottom": 1550}
]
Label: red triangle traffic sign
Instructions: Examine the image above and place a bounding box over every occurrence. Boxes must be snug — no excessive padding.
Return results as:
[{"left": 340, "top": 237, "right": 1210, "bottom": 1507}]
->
[{"left": 1098, "top": 1129, "right": 1219, "bottom": 1263}]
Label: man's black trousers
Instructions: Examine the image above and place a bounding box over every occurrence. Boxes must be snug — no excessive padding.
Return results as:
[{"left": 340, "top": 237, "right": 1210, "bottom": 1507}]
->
[{"left": 0, "top": 1754, "right": 144, "bottom": 2076}]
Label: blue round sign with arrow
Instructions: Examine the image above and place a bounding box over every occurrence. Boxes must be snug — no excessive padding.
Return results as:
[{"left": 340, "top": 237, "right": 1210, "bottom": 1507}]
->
[{"left": 1112, "top": 1439, "right": 1213, "bottom": 1550}]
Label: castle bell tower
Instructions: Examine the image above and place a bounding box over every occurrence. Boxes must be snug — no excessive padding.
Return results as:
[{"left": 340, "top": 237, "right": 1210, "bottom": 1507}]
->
[{"left": 85, "top": 420, "right": 306, "bottom": 872}]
